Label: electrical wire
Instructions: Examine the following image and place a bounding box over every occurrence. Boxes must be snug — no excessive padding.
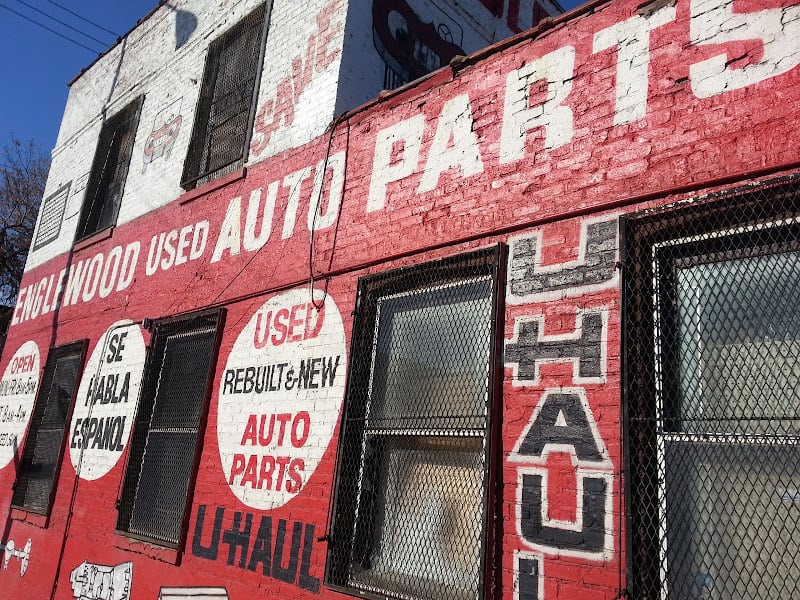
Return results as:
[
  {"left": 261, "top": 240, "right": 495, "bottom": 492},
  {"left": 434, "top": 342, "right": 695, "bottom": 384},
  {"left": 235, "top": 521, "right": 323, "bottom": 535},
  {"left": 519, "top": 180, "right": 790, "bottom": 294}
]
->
[
  {"left": 0, "top": 1, "right": 101, "bottom": 53},
  {"left": 43, "top": 0, "right": 119, "bottom": 38},
  {"left": 308, "top": 113, "right": 349, "bottom": 310},
  {"left": 13, "top": 0, "right": 111, "bottom": 47},
  {"left": 49, "top": 321, "right": 143, "bottom": 600}
]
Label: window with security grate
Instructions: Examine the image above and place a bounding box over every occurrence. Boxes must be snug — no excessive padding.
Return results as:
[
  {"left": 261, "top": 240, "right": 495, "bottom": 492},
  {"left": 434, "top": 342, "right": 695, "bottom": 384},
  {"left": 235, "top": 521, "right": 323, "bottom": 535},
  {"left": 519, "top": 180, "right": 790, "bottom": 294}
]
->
[
  {"left": 181, "top": 4, "right": 267, "bottom": 189},
  {"left": 327, "top": 246, "right": 503, "bottom": 600},
  {"left": 75, "top": 97, "right": 143, "bottom": 241},
  {"left": 12, "top": 340, "right": 87, "bottom": 515},
  {"left": 116, "top": 309, "right": 223, "bottom": 548},
  {"left": 622, "top": 178, "right": 800, "bottom": 599}
]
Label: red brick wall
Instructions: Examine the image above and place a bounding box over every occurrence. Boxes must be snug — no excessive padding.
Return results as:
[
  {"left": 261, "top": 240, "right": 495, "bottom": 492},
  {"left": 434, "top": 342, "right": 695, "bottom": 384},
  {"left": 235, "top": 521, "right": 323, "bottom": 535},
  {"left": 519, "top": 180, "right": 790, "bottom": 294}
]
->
[{"left": 2, "top": 0, "right": 800, "bottom": 597}]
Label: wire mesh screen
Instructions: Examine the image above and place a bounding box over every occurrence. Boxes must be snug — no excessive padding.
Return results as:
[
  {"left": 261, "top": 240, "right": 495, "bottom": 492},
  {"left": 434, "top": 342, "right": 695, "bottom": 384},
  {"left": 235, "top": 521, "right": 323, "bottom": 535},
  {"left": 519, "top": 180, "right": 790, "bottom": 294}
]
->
[
  {"left": 12, "top": 341, "right": 86, "bottom": 514},
  {"left": 622, "top": 177, "right": 800, "bottom": 599},
  {"left": 327, "top": 246, "right": 501, "bottom": 600},
  {"left": 181, "top": 4, "right": 265, "bottom": 189},
  {"left": 33, "top": 183, "right": 70, "bottom": 251},
  {"left": 77, "top": 96, "right": 143, "bottom": 240},
  {"left": 117, "top": 309, "right": 222, "bottom": 548}
]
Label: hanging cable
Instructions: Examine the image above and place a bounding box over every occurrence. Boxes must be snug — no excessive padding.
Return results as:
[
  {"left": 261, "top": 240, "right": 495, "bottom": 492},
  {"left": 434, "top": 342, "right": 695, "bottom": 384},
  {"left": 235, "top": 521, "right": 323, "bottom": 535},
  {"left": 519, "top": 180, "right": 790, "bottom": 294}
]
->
[
  {"left": 308, "top": 112, "right": 349, "bottom": 310},
  {"left": 43, "top": 0, "right": 120, "bottom": 38},
  {"left": 0, "top": 1, "right": 101, "bottom": 53},
  {"left": 13, "top": 0, "right": 112, "bottom": 47}
]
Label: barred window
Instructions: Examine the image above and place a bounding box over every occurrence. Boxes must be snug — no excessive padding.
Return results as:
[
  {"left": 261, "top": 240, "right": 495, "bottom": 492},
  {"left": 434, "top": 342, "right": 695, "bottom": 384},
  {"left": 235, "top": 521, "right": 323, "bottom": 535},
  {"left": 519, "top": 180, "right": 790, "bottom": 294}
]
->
[
  {"left": 327, "top": 247, "right": 503, "bottom": 600},
  {"left": 116, "top": 309, "right": 223, "bottom": 548},
  {"left": 76, "top": 97, "right": 143, "bottom": 241},
  {"left": 12, "top": 340, "right": 87, "bottom": 515},
  {"left": 622, "top": 180, "right": 800, "bottom": 599},
  {"left": 181, "top": 4, "right": 267, "bottom": 189}
]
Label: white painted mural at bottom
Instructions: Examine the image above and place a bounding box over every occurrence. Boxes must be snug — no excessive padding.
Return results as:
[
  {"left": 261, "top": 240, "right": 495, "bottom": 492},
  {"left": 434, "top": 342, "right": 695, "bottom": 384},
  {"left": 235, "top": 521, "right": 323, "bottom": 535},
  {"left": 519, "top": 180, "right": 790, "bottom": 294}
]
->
[
  {"left": 0, "top": 538, "right": 31, "bottom": 576},
  {"left": 70, "top": 561, "right": 133, "bottom": 600}
]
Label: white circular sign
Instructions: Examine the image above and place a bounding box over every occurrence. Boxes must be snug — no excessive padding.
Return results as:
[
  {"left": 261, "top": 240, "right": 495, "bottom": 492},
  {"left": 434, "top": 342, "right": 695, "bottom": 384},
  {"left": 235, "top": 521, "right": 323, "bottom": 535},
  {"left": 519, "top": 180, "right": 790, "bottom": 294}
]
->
[
  {"left": 218, "top": 288, "right": 346, "bottom": 509},
  {"left": 0, "top": 341, "right": 40, "bottom": 468},
  {"left": 69, "top": 321, "right": 146, "bottom": 480}
]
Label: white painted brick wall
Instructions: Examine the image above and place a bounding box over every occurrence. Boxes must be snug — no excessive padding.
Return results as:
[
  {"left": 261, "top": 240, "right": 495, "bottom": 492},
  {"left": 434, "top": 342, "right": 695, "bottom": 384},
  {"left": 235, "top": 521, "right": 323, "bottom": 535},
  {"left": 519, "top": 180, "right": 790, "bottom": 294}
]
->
[
  {"left": 27, "top": 0, "right": 542, "bottom": 272},
  {"left": 29, "top": 0, "right": 322, "bottom": 271}
]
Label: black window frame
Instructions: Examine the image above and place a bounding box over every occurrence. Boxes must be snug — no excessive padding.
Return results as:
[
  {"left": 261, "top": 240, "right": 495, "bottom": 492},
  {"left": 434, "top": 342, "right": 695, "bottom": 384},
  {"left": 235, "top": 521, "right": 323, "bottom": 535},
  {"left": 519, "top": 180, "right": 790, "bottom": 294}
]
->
[
  {"left": 75, "top": 96, "right": 144, "bottom": 242},
  {"left": 326, "top": 245, "right": 505, "bottom": 600},
  {"left": 115, "top": 308, "right": 224, "bottom": 549},
  {"left": 621, "top": 178, "right": 800, "bottom": 599},
  {"left": 11, "top": 339, "right": 88, "bottom": 516},
  {"left": 181, "top": 3, "right": 270, "bottom": 190}
]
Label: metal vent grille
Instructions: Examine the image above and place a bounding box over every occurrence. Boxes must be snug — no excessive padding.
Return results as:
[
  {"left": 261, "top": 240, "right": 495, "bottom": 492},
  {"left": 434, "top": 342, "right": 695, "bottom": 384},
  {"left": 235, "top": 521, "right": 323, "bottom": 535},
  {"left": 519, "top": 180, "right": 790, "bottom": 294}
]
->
[
  {"left": 181, "top": 4, "right": 266, "bottom": 189},
  {"left": 12, "top": 340, "right": 86, "bottom": 514},
  {"left": 117, "top": 309, "right": 223, "bottom": 548},
  {"left": 33, "top": 183, "right": 70, "bottom": 251},
  {"left": 622, "top": 177, "right": 800, "bottom": 599},
  {"left": 76, "top": 96, "right": 143, "bottom": 241},
  {"left": 327, "top": 247, "right": 502, "bottom": 600}
]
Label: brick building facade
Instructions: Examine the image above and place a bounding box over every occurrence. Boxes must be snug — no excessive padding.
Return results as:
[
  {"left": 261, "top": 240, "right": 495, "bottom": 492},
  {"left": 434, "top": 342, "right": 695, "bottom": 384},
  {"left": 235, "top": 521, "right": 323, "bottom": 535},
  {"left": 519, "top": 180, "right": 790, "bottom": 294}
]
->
[{"left": 1, "top": 0, "right": 799, "bottom": 598}]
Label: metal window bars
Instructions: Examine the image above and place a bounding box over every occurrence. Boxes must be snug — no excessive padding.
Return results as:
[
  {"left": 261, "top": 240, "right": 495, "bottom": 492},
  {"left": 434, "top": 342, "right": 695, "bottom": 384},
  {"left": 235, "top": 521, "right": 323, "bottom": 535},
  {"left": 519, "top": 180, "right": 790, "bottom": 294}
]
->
[
  {"left": 116, "top": 309, "right": 223, "bottom": 548},
  {"left": 181, "top": 4, "right": 266, "bottom": 189},
  {"left": 76, "top": 96, "right": 143, "bottom": 241},
  {"left": 622, "top": 176, "right": 800, "bottom": 599},
  {"left": 327, "top": 246, "right": 503, "bottom": 600},
  {"left": 12, "top": 340, "right": 87, "bottom": 514}
]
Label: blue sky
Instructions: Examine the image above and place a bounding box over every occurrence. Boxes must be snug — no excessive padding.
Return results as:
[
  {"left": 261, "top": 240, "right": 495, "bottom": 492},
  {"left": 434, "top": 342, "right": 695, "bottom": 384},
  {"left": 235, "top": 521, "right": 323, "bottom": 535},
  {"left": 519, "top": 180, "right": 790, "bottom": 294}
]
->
[
  {"left": 0, "top": 1, "right": 582, "bottom": 159},
  {"left": 0, "top": 1, "right": 156, "bottom": 155}
]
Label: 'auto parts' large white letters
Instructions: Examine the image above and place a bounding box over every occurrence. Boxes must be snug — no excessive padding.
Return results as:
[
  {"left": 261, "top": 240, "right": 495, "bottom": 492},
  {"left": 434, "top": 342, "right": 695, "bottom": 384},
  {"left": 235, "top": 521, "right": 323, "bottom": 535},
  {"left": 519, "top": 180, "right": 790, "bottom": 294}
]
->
[{"left": 366, "top": 0, "right": 800, "bottom": 211}]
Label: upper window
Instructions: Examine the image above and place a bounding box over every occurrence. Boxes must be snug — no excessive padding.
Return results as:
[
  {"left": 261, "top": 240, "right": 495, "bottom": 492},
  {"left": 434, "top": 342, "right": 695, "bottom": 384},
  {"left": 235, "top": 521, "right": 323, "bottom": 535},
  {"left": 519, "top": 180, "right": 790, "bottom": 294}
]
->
[
  {"left": 12, "top": 340, "right": 87, "bottom": 515},
  {"left": 181, "top": 4, "right": 267, "bottom": 189},
  {"left": 76, "top": 97, "right": 143, "bottom": 241},
  {"left": 326, "top": 247, "right": 503, "bottom": 600},
  {"left": 116, "top": 309, "right": 223, "bottom": 548},
  {"left": 623, "top": 182, "right": 800, "bottom": 599}
]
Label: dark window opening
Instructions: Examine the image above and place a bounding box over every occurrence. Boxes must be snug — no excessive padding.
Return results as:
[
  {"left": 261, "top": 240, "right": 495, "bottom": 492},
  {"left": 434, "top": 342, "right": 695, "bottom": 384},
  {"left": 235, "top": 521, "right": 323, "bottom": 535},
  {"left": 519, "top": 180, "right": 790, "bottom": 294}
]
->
[
  {"left": 76, "top": 97, "right": 143, "bottom": 241},
  {"left": 181, "top": 4, "right": 267, "bottom": 189},
  {"left": 327, "top": 246, "right": 504, "bottom": 600},
  {"left": 116, "top": 309, "right": 224, "bottom": 548},
  {"left": 622, "top": 180, "right": 800, "bottom": 599},
  {"left": 12, "top": 340, "right": 87, "bottom": 515}
]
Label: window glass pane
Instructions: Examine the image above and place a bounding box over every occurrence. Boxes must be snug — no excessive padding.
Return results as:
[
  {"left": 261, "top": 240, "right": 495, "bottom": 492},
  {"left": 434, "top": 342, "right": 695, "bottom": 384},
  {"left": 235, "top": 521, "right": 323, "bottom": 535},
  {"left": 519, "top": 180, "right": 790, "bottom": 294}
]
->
[
  {"left": 351, "top": 436, "right": 484, "bottom": 600},
  {"left": 665, "top": 441, "right": 800, "bottom": 598},
  {"left": 369, "top": 278, "right": 492, "bottom": 431},
  {"left": 624, "top": 188, "right": 800, "bottom": 599},
  {"left": 675, "top": 251, "right": 800, "bottom": 434}
]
